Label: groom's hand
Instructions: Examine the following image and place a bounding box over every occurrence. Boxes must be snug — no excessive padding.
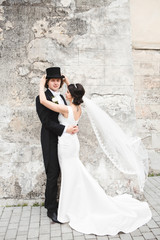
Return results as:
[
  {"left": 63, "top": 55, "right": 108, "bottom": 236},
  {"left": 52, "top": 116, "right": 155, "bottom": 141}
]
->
[{"left": 66, "top": 125, "right": 79, "bottom": 134}]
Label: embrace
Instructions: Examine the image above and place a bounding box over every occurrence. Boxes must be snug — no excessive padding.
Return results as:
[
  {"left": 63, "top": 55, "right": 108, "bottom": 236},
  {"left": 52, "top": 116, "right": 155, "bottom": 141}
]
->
[{"left": 36, "top": 67, "right": 151, "bottom": 236}]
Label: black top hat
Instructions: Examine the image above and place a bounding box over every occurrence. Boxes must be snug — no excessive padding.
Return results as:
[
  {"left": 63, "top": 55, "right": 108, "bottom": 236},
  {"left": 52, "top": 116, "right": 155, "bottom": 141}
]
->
[{"left": 46, "top": 67, "right": 63, "bottom": 79}]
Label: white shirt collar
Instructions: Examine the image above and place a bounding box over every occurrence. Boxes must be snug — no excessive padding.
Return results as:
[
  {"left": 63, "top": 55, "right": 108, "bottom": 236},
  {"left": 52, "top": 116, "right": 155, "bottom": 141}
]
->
[{"left": 48, "top": 88, "right": 60, "bottom": 97}]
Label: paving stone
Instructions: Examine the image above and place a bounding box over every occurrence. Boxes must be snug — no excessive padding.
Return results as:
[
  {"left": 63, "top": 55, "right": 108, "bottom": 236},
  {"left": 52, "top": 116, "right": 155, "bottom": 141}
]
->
[
  {"left": 5, "top": 229, "right": 17, "bottom": 239},
  {"left": 85, "top": 234, "right": 97, "bottom": 239},
  {"left": 0, "top": 221, "right": 9, "bottom": 227},
  {"left": 16, "top": 236, "right": 27, "bottom": 240},
  {"left": 142, "top": 232, "right": 155, "bottom": 240},
  {"left": 40, "top": 217, "right": 49, "bottom": 223},
  {"left": 109, "top": 237, "right": 120, "bottom": 240},
  {"left": 109, "top": 238, "right": 120, "bottom": 240},
  {"left": 131, "top": 229, "right": 142, "bottom": 237},
  {"left": 139, "top": 226, "right": 150, "bottom": 233},
  {"left": 4, "top": 239, "right": 15, "bottom": 240},
  {"left": 8, "top": 223, "right": 18, "bottom": 229},
  {"left": 61, "top": 224, "right": 73, "bottom": 233},
  {"left": 150, "top": 209, "right": 159, "bottom": 217},
  {"left": 86, "top": 238, "right": 98, "bottom": 240},
  {"left": 9, "top": 216, "right": 21, "bottom": 223},
  {"left": 132, "top": 237, "right": 145, "bottom": 240},
  {"left": 0, "top": 226, "right": 7, "bottom": 233},
  {"left": 19, "top": 217, "right": 30, "bottom": 222},
  {"left": 119, "top": 233, "right": 132, "bottom": 240},
  {"left": 28, "top": 238, "right": 39, "bottom": 240},
  {"left": 40, "top": 219, "right": 51, "bottom": 225},
  {"left": 51, "top": 229, "right": 61, "bottom": 237},
  {"left": 0, "top": 207, "right": 4, "bottom": 215},
  {"left": 0, "top": 232, "right": 6, "bottom": 239},
  {"left": 12, "top": 207, "right": 22, "bottom": 214},
  {"left": 39, "top": 224, "right": 50, "bottom": 234},
  {"left": 28, "top": 228, "right": 39, "bottom": 238},
  {"left": 62, "top": 232, "right": 74, "bottom": 240},
  {"left": 153, "top": 216, "right": 160, "bottom": 222},
  {"left": 1, "top": 211, "right": 12, "bottom": 219},
  {"left": 17, "top": 230, "right": 28, "bottom": 236},
  {"left": 31, "top": 207, "right": 40, "bottom": 214},
  {"left": 147, "top": 219, "right": 159, "bottom": 228},
  {"left": 18, "top": 225, "right": 28, "bottom": 232},
  {"left": 151, "top": 228, "right": 160, "bottom": 235},
  {"left": 19, "top": 222, "right": 29, "bottom": 228},
  {"left": 73, "top": 230, "right": 83, "bottom": 236},
  {"left": 74, "top": 236, "right": 86, "bottom": 240},
  {"left": 29, "top": 222, "right": 39, "bottom": 228},
  {"left": 51, "top": 223, "right": 61, "bottom": 230},
  {"left": 30, "top": 215, "right": 40, "bottom": 223},
  {"left": 51, "top": 237, "right": 62, "bottom": 240},
  {"left": 39, "top": 234, "right": 51, "bottom": 240},
  {"left": 3, "top": 208, "right": 13, "bottom": 213},
  {"left": 21, "top": 212, "right": 30, "bottom": 218}
]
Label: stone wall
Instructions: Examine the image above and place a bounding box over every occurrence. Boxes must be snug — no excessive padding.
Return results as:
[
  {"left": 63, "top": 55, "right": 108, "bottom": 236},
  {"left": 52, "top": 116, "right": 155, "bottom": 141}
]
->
[
  {"left": 130, "top": 0, "right": 160, "bottom": 174},
  {"left": 0, "top": 0, "right": 142, "bottom": 205},
  {"left": 133, "top": 50, "right": 160, "bottom": 173}
]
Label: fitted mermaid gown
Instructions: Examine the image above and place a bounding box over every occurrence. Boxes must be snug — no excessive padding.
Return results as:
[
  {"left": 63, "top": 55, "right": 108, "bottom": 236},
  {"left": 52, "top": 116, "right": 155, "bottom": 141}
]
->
[{"left": 57, "top": 106, "right": 152, "bottom": 236}]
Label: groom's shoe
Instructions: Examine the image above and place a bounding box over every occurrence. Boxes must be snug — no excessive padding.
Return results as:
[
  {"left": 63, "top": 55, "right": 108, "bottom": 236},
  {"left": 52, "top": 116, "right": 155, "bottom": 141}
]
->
[{"left": 47, "top": 212, "right": 61, "bottom": 224}]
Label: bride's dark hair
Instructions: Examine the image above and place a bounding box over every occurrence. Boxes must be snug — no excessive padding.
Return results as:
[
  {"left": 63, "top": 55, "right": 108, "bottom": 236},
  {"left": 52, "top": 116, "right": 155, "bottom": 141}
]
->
[{"left": 68, "top": 83, "right": 85, "bottom": 106}]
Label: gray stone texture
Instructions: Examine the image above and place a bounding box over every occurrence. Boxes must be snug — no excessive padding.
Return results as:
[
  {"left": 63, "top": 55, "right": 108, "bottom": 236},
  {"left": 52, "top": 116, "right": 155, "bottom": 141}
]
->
[{"left": 0, "top": 0, "right": 157, "bottom": 202}]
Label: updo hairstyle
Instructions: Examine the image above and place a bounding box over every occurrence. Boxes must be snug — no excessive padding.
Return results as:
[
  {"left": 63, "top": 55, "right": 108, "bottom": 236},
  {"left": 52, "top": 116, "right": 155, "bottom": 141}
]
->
[{"left": 68, "top": 83, "right": 85, "bottom": 106}]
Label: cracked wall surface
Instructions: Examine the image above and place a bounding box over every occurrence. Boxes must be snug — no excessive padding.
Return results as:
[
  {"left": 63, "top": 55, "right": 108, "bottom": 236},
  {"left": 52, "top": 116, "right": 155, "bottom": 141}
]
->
[{"left": 0, "top": 0, "right": 147, "bottom": 204}]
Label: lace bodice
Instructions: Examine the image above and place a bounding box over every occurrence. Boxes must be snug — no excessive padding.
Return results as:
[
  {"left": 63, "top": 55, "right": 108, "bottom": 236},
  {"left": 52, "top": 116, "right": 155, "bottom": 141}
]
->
[{"left": 58, "top": 106, "right": 80, "bottom": 126}]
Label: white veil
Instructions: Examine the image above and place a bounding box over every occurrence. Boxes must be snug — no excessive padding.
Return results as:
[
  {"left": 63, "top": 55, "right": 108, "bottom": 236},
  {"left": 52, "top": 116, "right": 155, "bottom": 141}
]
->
[{"left": 83, "top": 96, "right": 149, "bottom": 192}]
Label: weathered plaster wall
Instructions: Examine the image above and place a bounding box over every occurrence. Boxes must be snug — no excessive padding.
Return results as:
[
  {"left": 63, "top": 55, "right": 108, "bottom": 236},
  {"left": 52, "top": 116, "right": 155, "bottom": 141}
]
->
[
  {"left": 130, "top": 0, "right": 160, "bottom": 49},
  {"left": 0, "top": 0, "right": 141, "bottom": 205}
]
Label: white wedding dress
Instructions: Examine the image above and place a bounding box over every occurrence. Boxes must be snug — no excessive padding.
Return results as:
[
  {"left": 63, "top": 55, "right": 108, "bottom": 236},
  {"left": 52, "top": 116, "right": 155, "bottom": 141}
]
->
[{"left": 57, "top": 106, "right": 152, "bottom": 236}]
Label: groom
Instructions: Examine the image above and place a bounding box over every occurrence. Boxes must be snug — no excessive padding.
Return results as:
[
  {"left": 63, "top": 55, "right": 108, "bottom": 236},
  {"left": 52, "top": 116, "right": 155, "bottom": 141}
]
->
[{"left": 36, "top": 67, "right": 78, "bottom": 223}]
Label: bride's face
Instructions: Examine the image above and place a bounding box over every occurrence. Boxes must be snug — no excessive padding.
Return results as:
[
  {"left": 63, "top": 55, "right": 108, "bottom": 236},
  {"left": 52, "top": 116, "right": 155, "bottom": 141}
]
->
[{"left": 66, "top": 89, "right": 73, "bottom": 101}]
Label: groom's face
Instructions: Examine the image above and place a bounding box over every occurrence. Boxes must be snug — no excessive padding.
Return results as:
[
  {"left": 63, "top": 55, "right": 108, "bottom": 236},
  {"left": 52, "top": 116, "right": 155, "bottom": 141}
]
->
[{"left": 48, "top": 78, "right": 61, "bottom": 91}]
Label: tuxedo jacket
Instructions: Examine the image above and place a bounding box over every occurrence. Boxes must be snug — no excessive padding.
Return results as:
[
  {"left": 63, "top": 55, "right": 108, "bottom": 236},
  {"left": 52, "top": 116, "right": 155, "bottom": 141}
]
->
[{"left": 36, "top": 89, "right": 67, "bottom": 171}]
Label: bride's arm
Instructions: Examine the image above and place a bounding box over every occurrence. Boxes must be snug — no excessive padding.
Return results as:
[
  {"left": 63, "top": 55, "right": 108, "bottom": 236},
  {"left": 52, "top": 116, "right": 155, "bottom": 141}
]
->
[{"left": 39, "top": 75, "right": 68, "bottom": 115}]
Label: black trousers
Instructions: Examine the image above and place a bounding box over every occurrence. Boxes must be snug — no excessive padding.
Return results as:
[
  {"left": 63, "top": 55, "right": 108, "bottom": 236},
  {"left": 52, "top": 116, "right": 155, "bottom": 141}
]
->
[{"left": 44, "top": 145, "right": 60, "bottom": 214}]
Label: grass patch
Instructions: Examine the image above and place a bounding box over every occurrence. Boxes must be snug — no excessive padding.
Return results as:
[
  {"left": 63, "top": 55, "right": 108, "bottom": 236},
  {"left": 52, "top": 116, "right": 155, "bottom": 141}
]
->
[
  {"left": 33, "top": 202, "right": 40, "bottom": 207},
  {"left": 5, "top": 202, "right": 44, "bottom": 207},
  {"left": 32, "top": 202, "right": 44, "bottom": 207},
  {"left": 22, "top": 203, "right": 28, "bottom": 207},
  {"left": 6, "top": 204, "right": 25, "bottom": 207},
  {"left": 148, "top": 173, "right": 160, "bottom": 177}
]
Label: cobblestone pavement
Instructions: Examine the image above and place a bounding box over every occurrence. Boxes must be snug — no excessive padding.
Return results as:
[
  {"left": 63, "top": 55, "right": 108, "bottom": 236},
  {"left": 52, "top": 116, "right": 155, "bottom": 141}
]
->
[{"left": 0, "top": 176, "right": 160, "bottom": 240}]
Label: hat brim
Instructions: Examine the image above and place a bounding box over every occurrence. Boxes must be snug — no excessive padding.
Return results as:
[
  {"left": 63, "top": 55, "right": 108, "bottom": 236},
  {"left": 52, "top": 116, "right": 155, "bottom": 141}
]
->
[{"left": 46, "top": 74, "right": 63, "bottom": 79}]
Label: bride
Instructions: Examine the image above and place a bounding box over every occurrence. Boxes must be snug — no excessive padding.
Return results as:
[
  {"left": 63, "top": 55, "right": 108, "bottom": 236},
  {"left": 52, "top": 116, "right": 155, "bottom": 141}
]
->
[{"left": 39, "top": 75, "right": 152, "bottom": 236}]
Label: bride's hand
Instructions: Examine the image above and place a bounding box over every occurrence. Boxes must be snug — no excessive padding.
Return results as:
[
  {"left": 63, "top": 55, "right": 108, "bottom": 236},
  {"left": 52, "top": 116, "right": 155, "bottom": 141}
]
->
[
  {"left": 62, "top": 76, "right": 70, "bottom": 86},
  {"left": 40, "top": 75, "right": 46, "bottom": 86}
]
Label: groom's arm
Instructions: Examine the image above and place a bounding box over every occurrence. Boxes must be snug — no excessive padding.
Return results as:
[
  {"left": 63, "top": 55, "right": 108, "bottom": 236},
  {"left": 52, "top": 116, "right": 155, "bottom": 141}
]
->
[{"left": 36, "top": 95, "right": 65, "bottom": 136}]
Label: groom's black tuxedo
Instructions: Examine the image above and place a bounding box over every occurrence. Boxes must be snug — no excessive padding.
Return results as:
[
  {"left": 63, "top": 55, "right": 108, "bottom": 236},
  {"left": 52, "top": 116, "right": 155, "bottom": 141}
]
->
[{"left": 36, "top": 89, "right": 67, "bottom": 214}]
